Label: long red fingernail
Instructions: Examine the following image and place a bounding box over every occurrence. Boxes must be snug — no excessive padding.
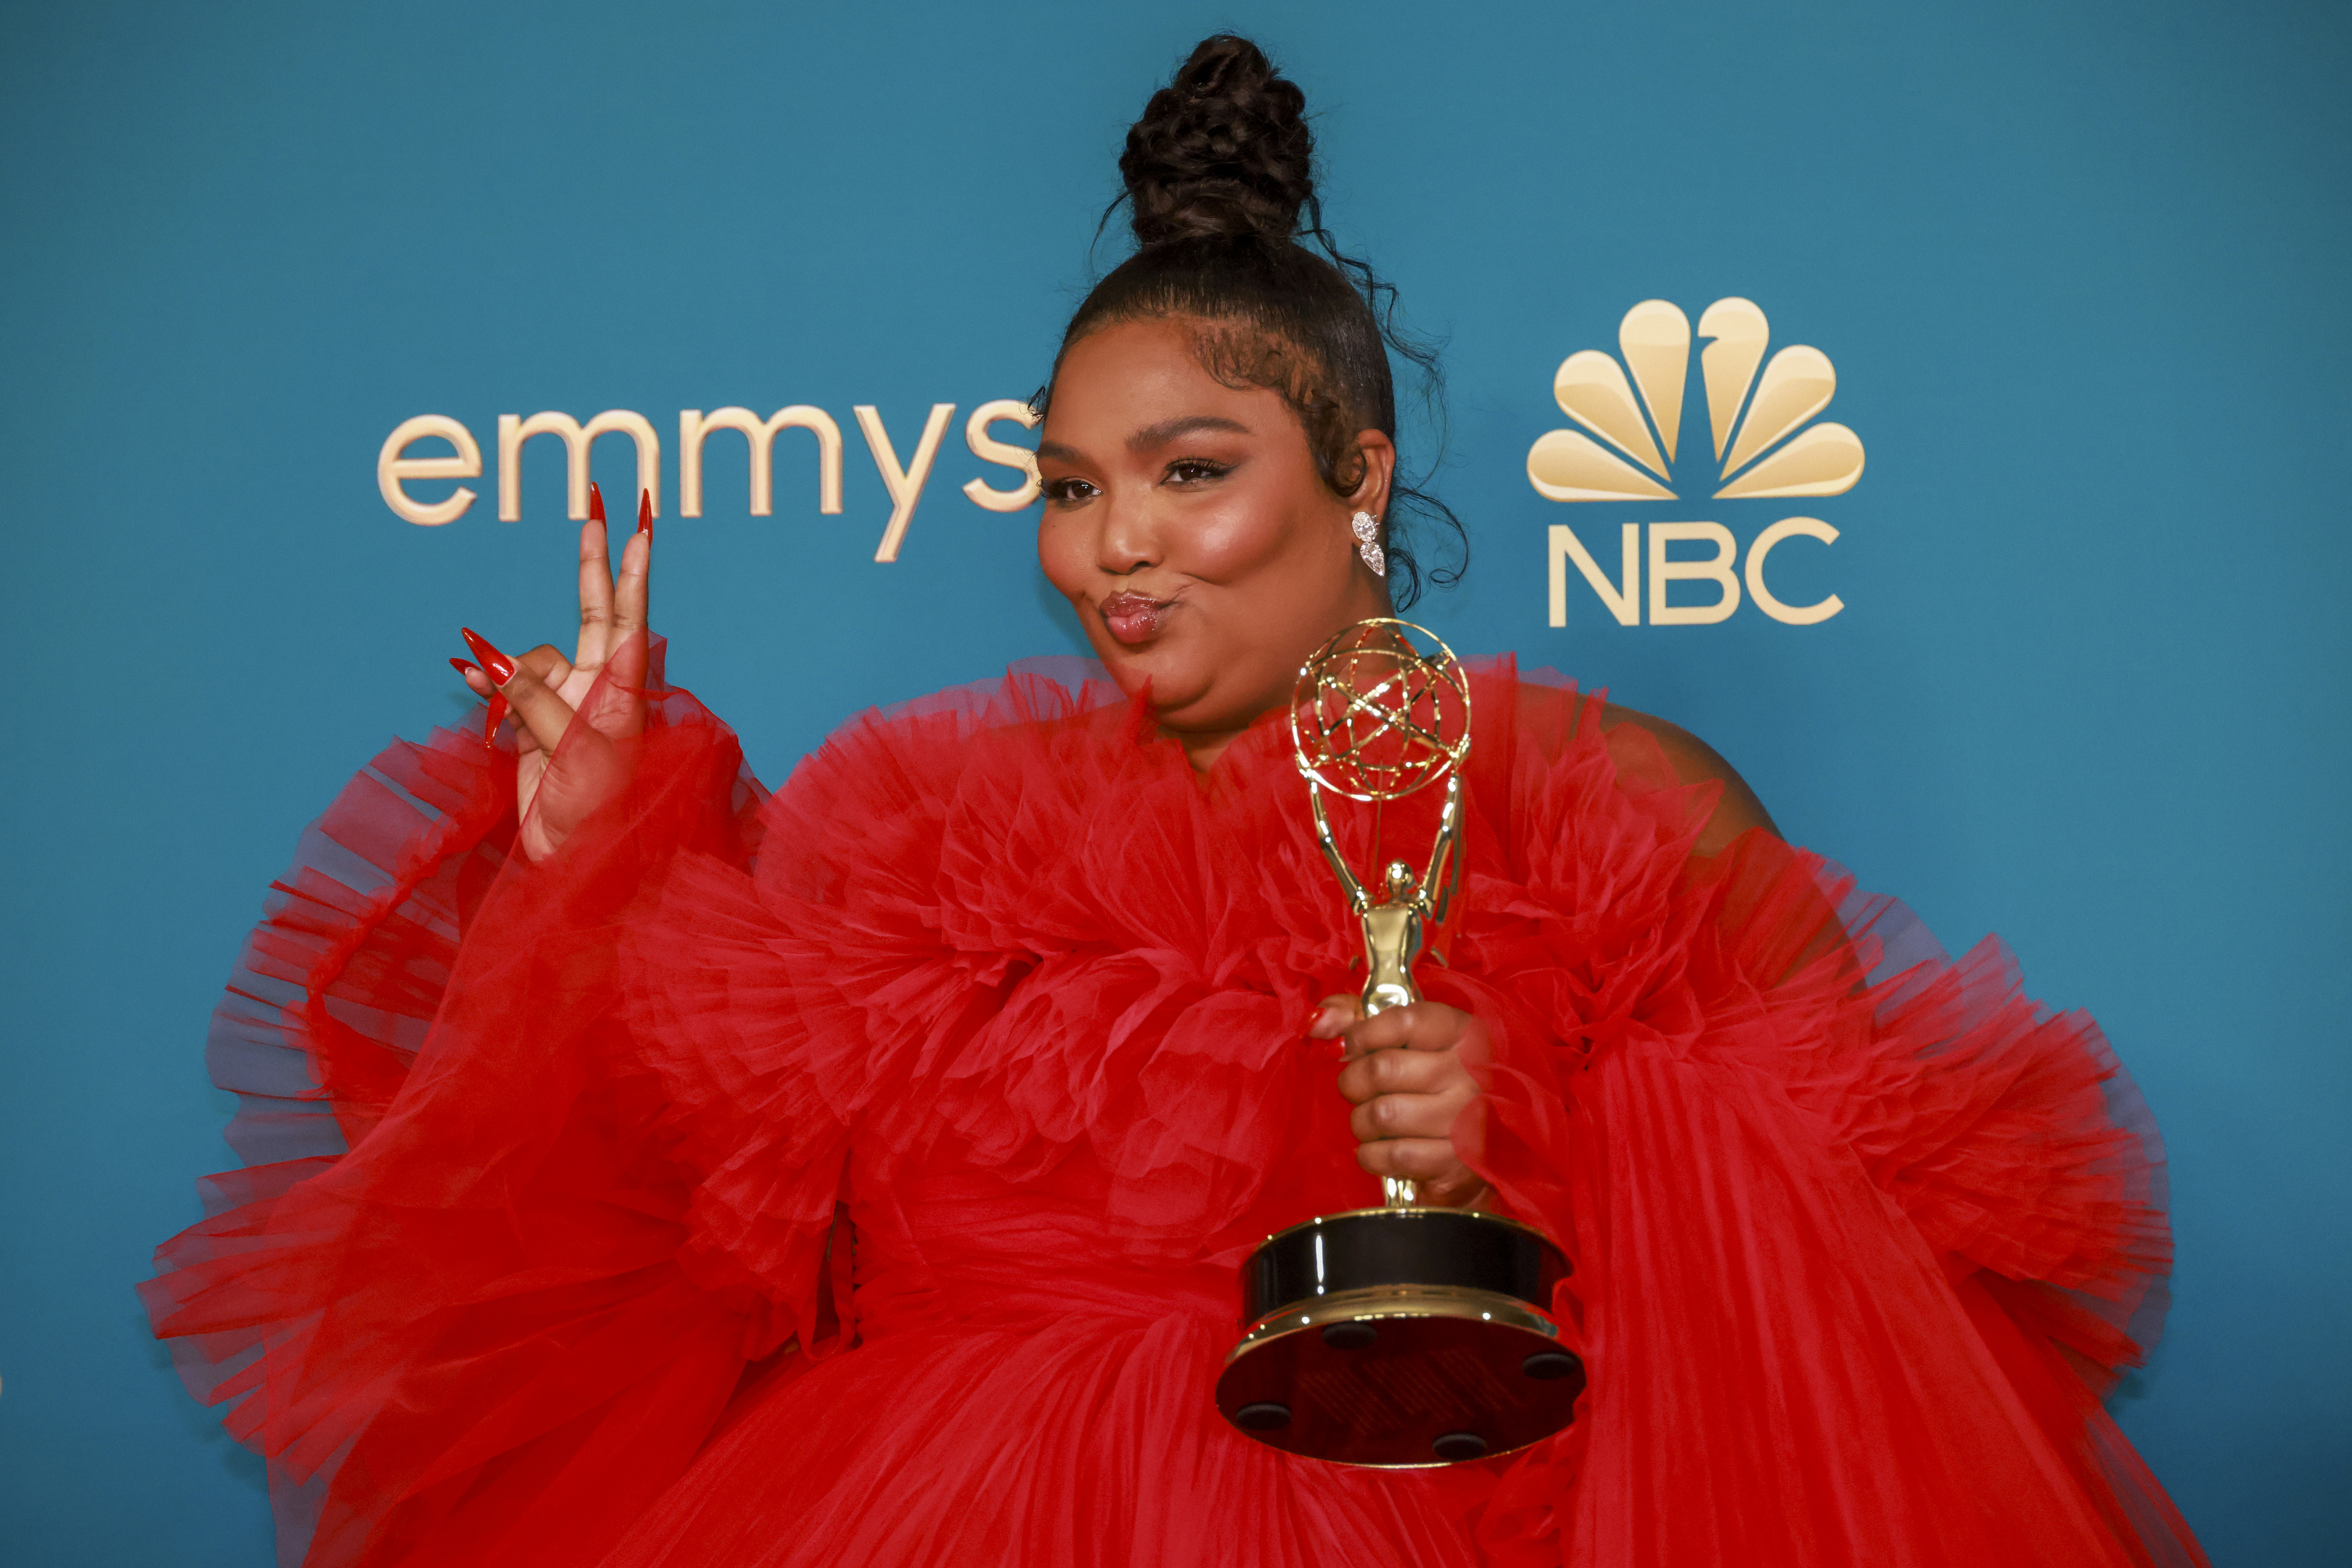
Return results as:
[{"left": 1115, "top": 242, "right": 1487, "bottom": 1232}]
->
[
  {"left": 588, "top": 482, "right": 606, "bottom": 525},
  {"left": 637, "top": 489, "right": 653, "bottom": 537},
  {"left": 453, "top": 656, "right": 501, "bottom": 747},
  {"left": 459, "top": 627, "right": 516, "bottom": 685}
]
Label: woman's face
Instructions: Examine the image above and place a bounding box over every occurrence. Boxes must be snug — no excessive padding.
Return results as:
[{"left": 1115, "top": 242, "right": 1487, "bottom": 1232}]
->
[{"left": 1036, "top": 316, "right": 1394, "bottom": 764}]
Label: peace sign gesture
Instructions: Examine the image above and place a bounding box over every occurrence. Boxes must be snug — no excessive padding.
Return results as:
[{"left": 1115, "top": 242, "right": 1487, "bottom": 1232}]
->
[{"left": 453, "top": 483, "right": 652, "bottom": 861}]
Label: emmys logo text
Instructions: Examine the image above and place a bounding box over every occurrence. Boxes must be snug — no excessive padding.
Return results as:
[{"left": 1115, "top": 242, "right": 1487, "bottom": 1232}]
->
[
  {"left": 376, "top": 400, "right": 1041, "bottom": 563},
  {"left": 1529, "top": 299, "right": 1863, "bottom": 627}
]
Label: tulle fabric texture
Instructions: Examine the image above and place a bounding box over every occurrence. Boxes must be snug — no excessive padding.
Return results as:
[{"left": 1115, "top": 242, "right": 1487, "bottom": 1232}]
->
[{"left": 143, "top": 648, "right": 2206, "bottom": 1568}]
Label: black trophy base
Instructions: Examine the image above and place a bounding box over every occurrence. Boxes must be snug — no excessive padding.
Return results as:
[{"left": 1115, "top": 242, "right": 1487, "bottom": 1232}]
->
[{"left": 1214, "top": 1207, "right": 1583, "bottom": 1467}]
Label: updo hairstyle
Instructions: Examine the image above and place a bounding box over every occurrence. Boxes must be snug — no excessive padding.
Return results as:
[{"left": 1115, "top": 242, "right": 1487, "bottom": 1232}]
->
[{"left": 1044, "top": 35, "right": 1464, "bottom": 606}]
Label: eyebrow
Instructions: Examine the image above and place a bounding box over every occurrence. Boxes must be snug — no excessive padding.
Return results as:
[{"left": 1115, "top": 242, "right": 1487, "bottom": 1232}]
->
[
  {"left": 1035, "top": 414, "right": 1255, "bottom": 469},
  {"left": 1129, "top": 414, "right": 1252, "bottom": 452}
]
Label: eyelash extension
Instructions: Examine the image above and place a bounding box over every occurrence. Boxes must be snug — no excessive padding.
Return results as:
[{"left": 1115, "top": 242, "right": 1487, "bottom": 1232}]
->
[{"left": 1040, "top": 458, "right": 1227, "bottom": 505}]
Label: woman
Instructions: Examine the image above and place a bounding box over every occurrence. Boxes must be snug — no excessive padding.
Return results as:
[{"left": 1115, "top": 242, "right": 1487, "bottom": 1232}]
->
[{"left": 146, "top": 35, "right": 2205, "bottom": 1568}]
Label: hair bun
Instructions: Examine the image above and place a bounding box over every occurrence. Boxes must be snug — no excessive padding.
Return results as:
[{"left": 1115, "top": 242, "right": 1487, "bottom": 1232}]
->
[{"left": 1121, "top": 35, "right": 1314, "bottom": 248}]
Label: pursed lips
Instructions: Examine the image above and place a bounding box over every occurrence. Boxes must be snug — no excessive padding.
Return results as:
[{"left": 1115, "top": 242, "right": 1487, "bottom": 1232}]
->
[{"left": 1098, "top": 591, "right": 1175, "bottom": 646}]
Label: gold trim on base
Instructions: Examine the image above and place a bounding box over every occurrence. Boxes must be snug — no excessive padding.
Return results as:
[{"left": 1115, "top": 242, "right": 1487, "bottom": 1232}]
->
[
  {"left": 1250, "top": 1203, "right": 1563, "bottom": 1253},
  {"left": 1227, "top": 1283, "right": 1561, "bottom": 1362}
]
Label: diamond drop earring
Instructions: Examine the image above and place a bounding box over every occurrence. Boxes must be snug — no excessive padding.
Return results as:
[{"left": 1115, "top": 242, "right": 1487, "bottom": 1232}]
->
[{"left": 1351, "top": 511, "right": 1387, "bottom": 577}]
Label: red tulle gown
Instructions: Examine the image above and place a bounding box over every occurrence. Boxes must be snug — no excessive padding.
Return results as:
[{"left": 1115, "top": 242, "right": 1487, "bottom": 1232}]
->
[{"left": 143, "top": 648, "right": 2207, "bottom": 1568}]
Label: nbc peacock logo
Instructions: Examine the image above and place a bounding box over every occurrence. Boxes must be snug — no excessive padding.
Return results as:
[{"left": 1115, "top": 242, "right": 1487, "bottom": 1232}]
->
[{"left": 1527, "top": 299, "right": 1862, "bottom": 627}]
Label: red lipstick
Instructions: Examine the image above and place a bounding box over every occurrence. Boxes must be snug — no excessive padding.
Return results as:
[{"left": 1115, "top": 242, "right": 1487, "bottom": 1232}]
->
[{"left": 1099, "top": 591, "right": 1171, "bottom": 646}]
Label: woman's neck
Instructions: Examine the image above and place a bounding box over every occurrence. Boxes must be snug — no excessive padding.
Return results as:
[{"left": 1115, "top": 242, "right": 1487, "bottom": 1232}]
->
[{"left": 1177, "top": 726, "right": 1246, "bottom": 774}]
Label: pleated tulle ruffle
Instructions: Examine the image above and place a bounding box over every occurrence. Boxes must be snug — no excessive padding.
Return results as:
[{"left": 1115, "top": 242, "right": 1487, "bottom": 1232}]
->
[{"left": 146, "top": 648, "right": 2204, "bottom": 1568}]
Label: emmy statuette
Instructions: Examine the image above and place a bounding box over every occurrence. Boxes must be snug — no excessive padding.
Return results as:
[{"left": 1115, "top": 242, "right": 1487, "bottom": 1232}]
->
[{"left": 1213, "top": 620, "right": 1584, "bottom": 1467}]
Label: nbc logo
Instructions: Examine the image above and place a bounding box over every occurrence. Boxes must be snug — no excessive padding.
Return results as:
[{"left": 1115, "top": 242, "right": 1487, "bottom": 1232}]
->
[{"left": 1528, "top": 299, "right": 1863, "bottom": 627}]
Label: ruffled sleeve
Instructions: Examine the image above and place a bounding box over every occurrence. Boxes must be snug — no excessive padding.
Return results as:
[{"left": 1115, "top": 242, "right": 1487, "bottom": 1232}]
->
[
  {"left": 1445, "top": 669, "right": 2204, "bottom": 1568},
  {"left": 141, "top": 649, "right": 835, "bottom": 1568}
]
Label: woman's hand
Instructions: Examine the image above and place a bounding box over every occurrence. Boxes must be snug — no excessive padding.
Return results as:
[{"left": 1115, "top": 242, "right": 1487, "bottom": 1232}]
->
[
  {"left": 1314, "top": 996, "right": 1494, "bottom": 1209},
  {"left": 455, "top": 484, "right": 652, "bottom": 862}
]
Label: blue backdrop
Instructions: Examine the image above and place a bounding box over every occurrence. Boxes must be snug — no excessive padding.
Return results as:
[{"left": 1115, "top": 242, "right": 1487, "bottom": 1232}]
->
[{"left": 3, "top": 2, "right": 2345, "bottom": 1562}]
